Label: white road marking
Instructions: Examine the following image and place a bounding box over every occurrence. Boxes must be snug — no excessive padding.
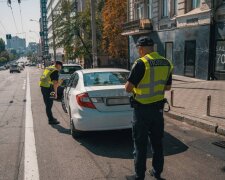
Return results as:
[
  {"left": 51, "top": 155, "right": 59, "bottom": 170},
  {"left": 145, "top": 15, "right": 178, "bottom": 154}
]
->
[
  {"left": 24, "top": 72, "right": 40, "bottom": 180},
  {"left": 22, "top": 80, "right": 26, "bottom": 90}
]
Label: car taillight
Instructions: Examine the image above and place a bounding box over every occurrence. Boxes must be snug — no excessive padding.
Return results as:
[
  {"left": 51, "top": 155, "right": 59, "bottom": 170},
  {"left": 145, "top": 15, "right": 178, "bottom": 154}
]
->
[{"left": 76, "top": 93, "right": 96, "bottom": 109}]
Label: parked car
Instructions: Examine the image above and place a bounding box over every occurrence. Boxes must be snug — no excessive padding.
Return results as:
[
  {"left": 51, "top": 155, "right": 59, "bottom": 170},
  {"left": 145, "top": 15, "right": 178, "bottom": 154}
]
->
[
  {"left": 10, "top": 64, "right": 21, "bottom": 73},
  {"left": 59, "top": 64, "right": 82, "bottom": 87},
  {"left": 62, "top": 68, "right": 132, "bottom": 138},
  {"left": 0, "top": 66, "right": 6, "bottom": 71},
  {"left": 18, "top": 63, "right": 24, "bottom": 71}
]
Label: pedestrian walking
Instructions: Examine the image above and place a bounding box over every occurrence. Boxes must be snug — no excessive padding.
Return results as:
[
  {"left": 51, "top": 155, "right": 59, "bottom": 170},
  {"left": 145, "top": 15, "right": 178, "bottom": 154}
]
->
[
  {"left": 125, "top": 37, "right": 173, "bottom": 180},
  {"left": 39, "top": 61, "right": 63, "bottom": 125}
]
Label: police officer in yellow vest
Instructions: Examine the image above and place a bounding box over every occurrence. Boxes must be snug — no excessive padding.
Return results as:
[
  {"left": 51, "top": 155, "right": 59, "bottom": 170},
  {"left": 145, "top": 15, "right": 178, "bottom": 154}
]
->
[
  {"left": 125, "top": 37, "right": 173, "bottom": 180},
  {"left": 39, "top": 61, "right": 63, "bottom": 124}
]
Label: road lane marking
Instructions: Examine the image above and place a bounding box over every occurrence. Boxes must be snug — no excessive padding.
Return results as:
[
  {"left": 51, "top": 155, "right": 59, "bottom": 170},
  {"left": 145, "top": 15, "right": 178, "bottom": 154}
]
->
[
  {"left": 22, "top": 80, "right": 26, "bottom": 90},
  {"left": 24, "top": 72, "right": 40, "bottom": 180}
]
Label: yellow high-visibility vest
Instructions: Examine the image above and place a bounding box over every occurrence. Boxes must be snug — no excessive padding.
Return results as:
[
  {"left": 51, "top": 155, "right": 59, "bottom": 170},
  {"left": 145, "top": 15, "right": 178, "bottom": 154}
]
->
[
  {"left": 39, "top": 65, "right": 58, "bottom": 88},
  {"left": 133, "top": 52, "right": 173, "bottom": 104}
]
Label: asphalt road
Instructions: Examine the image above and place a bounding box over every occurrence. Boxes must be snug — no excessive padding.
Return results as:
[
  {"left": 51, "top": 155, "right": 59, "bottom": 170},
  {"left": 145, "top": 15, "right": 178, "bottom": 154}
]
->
[{"left": 0, "top": 67, "right": 225, "bottom": 180}]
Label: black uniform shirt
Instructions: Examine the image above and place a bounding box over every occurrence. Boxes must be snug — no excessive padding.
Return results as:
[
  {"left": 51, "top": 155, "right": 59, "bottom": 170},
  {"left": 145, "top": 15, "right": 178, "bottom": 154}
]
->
[
  {"left": 50, "top": 70, "right": 59, "bottom": 81},
  {"left": 128, "top": 59, "right": 172, "bottom": 87}
]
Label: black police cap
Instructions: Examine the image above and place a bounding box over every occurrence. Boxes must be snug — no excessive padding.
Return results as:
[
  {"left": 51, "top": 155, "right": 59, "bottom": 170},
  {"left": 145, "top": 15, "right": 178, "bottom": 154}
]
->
[
  {"left": 136, "top": 37, "right": 154, "bottom": 47},
  {"left": 55, "top": 61, "right": 63, "bottom": 67}
]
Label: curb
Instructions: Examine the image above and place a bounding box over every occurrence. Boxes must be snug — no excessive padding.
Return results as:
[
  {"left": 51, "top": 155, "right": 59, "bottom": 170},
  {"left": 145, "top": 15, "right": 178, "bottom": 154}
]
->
[{"left": 164, "top": 111, "right": 225, "bottom": 136}]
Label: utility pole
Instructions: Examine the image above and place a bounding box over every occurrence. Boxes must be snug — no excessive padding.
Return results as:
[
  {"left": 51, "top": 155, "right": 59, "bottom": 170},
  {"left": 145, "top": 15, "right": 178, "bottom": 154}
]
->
[
  {"left": 51, "top": 3, "right": 57, "bottom": 62},
  {"left": 90, "top": 0, "right": 98, "bottom": 68}
]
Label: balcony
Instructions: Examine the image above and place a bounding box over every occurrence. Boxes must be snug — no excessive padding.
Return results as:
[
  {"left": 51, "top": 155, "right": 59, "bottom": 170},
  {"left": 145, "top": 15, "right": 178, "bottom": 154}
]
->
[{"left": 122, "top": 18, "right": 153, "bottom": 36}]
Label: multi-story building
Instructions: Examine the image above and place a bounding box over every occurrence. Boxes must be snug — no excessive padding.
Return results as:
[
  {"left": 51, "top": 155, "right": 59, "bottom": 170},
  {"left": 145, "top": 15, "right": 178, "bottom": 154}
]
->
[
  {"left": 6, "top": 36, "right": 26, "bottom": 53},
  {"left": 47, "top": 0, "right": 62, "bottom": 62},
  {"left": 40, "top": 0, "right": 49, "bottom": 65},
  {"left": 40, "top": 0, "right": 49, "bottom": 64},
  {"left": 27, "top": 42, "right": 38, "bottom": 53},
  {"left": 123, "top": 0, "right": 225, "bottom": 80}
]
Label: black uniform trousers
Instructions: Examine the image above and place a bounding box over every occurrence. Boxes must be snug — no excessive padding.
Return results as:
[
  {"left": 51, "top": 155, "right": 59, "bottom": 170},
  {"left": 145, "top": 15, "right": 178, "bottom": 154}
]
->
[
  {"left": 41, "top": 86, "right": 54, "bottom": 121},
  {"left": 132, "top": 102, "right": 164, "bottom": 180}
]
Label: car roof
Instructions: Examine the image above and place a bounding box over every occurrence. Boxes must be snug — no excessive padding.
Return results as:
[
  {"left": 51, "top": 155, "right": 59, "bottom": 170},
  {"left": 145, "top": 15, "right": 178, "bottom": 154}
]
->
[
  {"left": 79, "top": 68, "right": 129, "bottom": 74},
  {"left": 62, "top": 64, "right": 82, "bottom": 67}
]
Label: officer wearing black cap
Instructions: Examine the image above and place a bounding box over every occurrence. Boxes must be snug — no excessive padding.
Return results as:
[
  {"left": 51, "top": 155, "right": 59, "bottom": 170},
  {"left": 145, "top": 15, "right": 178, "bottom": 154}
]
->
[
  {"left": 125, "top": 37, "right": 173, "bottom": 180},
  {"left": 39, "top": 61, "right": 63, "bottom": 124}
]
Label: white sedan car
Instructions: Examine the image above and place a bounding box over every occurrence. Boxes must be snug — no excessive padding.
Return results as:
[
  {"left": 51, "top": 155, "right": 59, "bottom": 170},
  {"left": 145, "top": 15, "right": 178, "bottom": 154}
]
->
[{"left": 63, "top": 68, "right": 132, "bottom": 138}]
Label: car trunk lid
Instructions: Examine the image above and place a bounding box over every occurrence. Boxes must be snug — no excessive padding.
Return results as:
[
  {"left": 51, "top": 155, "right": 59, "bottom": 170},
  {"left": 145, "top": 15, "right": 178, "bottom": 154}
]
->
[{"left": 85, "top": 85, "right": 132, "bottom": 112}]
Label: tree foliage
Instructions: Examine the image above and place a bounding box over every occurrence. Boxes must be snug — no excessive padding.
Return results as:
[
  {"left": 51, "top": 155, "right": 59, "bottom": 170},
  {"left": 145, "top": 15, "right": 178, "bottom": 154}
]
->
[
  {"left": 102, "top": 0, "right": 128, "bottom": 58},
  {"left": 54, "top": 0, "right": 104, "bottom": 64},
  {"left": 0, "top": 38, "right": 6, "bottom": 53}
]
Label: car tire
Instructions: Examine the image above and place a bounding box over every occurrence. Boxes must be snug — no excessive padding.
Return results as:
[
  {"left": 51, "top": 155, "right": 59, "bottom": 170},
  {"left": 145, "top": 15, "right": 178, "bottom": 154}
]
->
[{"left": 69, "top": 108, "right": 82, "bottom": 139}]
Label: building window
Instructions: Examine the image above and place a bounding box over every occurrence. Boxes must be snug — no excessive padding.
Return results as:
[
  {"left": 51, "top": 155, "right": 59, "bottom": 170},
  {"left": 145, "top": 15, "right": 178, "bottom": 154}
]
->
[
  {"left": 162, "top": 0, "right": 168, "bottom": 17},
  {"left": 170, "top": 0, "right": 178, "bottom": 17},
  {"left": 174, "top": 0, "right": 178, "bottom": 15},
  {"left": 147, "top": 0, "right": 153, "bottom": 18},
  {"left": 136, "top": 1, "right": 144, "bottom": 19},
  {"left": 192, "top": 0, "right": 200, "bottom": 9}
]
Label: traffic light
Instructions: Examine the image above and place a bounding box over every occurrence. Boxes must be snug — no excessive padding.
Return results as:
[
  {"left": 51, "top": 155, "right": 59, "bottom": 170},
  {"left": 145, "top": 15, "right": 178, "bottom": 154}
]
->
[
  {"left": 18, "top": 0, "right": 21, "bottom": 3},
  {"left": 8, "top": 0, "right": 11, "bottom": 4},
  {"left": 6, "top": 34, "right": 12, "bottom": 39}
]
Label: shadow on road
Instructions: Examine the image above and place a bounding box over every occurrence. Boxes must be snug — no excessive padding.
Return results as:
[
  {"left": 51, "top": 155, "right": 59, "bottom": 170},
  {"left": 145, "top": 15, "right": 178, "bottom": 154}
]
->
[
  {"left": 76, "top": 130, "right": 188, "bottom": 159},
  {"left": 51, "top": 124, "right": 71, "bottom": 135}
]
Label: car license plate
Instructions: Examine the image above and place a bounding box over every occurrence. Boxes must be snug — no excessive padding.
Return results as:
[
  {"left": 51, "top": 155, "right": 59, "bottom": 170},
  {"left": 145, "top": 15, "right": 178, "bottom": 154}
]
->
[{"left": 106, "top": 97, "right": 130, "bottom": 106}]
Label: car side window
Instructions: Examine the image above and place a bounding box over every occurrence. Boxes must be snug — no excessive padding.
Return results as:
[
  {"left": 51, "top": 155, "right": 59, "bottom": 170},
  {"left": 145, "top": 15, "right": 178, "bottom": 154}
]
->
[{"left": 72, "top": 73, "right": 79, "bottom": 88}]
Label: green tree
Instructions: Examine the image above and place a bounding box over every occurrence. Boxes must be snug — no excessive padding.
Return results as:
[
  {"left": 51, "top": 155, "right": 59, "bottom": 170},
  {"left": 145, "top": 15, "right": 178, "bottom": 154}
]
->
[
  {"left": 0, "top": 51, "right": 9, "bottom": 61},
  {"left": 54, "top": 0, "right": 105, "bottom": 65},
  {"left": 0, "top": 38, "right": 6, "bottom": 53},
  {"left": 54, "top": 0, "right": 74, "bottom": 61},
  {"left": 0, "top": 57, "right": 7, "bottom": 63}
]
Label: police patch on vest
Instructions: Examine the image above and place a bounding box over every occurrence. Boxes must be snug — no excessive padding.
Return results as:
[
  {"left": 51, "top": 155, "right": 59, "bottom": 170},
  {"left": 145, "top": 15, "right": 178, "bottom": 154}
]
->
[{"left": 147, "top": 59, "right": 170, "bottom": 67}]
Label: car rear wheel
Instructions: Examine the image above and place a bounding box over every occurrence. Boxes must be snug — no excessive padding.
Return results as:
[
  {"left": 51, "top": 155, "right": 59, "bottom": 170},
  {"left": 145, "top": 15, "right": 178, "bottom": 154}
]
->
[{"left": 69, "top": 108, "right": 82, "bottom": 138}]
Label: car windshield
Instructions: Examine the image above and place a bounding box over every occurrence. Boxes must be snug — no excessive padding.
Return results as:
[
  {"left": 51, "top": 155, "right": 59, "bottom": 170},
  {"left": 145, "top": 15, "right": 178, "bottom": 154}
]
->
[
  {"left": 83, "top": 72, "right": 129, "bottom": 87},
  {"left": 11, "top": 65, "right": 17, "bottom": 67},
  {"left": 60, "top": 66, "right": 82, "bottom": 74}
]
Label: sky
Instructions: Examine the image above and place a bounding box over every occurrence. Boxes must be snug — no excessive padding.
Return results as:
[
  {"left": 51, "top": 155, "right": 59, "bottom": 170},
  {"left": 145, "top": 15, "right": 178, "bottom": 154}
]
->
[{"left": 0, "top": 0, "right": 40, "bottom": 46}]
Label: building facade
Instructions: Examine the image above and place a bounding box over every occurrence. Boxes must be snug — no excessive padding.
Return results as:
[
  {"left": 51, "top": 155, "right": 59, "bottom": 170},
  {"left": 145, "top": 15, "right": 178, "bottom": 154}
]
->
[
  {"left": 40, "top": 0, "right": 49, "bottom": 65},
  {"left": 47, "top": 0, "right": 62, "bottom": 62},
  {"left": 6, "top": 36, "right": 26, "bottom": 53},
  {"left": 123, "top": 0, "right": 225, "bottom": 80}
]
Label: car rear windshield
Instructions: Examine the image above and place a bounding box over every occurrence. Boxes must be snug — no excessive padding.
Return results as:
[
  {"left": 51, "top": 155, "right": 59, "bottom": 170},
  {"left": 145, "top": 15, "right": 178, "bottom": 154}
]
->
[
  {"left": 83, "top": 72, "right": 129, "bottom": 87},
  {"left": 11, "top": 65, "right": 17, "bottom": 67},
  {"left": 60, "top": 66, "right": 82, "bottom": 74}
]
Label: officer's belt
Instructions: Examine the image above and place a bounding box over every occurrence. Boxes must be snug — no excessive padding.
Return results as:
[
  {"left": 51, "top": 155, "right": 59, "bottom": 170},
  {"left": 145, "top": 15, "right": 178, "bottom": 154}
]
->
[{"left": 134, "top": 99, "right": 165, "bottom": 108}]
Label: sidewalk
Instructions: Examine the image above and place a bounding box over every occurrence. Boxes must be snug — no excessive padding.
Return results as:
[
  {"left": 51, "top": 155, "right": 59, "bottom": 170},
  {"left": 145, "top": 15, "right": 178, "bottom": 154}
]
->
[{"left": 165, "top": 75, "right": 225, "bottom": 136}]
